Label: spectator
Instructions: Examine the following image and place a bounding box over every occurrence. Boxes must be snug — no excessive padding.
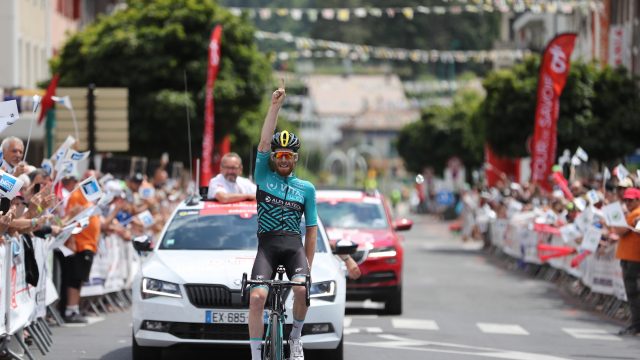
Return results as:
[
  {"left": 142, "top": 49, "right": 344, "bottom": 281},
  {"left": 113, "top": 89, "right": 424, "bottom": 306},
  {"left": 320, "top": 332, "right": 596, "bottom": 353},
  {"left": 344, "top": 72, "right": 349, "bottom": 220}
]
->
[
  {"left": 611, "top": 187, "right": 640, "bottom": 336},
  {"left": 206, "top": 152, "right": 256, "bottom": 203},
  {"left": 1, "top": 136, "right": 25, "bottom": 175},
  {"left": 60, "top": 173, "right": 102, "bottom": 323}
]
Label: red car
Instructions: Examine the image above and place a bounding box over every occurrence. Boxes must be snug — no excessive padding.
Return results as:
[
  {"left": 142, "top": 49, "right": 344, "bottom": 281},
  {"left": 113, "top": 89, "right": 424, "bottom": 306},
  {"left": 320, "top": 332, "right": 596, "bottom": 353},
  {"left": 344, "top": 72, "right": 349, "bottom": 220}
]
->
[{"left": 316, "top": 189, "right": 413, "bottom": 314}]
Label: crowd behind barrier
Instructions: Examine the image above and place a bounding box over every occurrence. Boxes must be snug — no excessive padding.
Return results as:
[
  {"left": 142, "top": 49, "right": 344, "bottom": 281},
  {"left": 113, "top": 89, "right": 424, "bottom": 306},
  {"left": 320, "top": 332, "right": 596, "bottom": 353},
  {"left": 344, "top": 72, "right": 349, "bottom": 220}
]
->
[
  {"left": 459, "top": 164, "right": 640, "bottom": 326},
  {"left": 0, "top": 135, "right": 188, "bottom": 359}
]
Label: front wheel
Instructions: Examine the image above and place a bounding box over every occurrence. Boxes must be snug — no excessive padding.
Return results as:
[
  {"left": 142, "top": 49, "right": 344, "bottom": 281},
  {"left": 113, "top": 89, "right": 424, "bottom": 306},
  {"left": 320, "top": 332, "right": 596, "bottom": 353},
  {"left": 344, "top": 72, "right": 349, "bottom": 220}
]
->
[{"left": 264, "top": 313, "right": 283, "bottom": 360}]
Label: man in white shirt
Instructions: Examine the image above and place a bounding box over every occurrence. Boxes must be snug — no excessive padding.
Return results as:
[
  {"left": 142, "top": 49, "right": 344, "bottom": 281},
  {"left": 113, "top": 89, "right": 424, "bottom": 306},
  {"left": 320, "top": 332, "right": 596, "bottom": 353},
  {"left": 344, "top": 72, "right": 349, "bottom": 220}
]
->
[{"left": 207, "top": 152, "right": 256, "bottom": 203}]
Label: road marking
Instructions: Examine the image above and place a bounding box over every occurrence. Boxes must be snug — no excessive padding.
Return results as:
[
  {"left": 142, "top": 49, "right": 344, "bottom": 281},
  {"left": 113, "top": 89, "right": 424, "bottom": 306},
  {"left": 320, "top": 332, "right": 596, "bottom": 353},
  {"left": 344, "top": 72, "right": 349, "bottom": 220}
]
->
[
  {"left": 346, "top": 300, "right": 385, "bottom": 309},
  {"left": 392, "top": 318, "right": 439, "bottom": 331},
  {"left": 562, "top": 328, "right": 621, "bottom": 341},
  {"left": 477, "top": 323, "right": 529, "bottom": 335},
  {"left": 344, "top": 327, "right": 383, "bottom": 335},
  {"left": 346, "top": 334, "right": 573, "bottom": 360}
]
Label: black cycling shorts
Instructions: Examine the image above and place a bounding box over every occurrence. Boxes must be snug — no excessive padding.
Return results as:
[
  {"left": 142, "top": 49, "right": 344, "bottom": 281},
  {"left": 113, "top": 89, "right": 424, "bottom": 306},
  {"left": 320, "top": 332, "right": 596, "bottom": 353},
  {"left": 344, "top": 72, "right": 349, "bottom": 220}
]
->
[
  {"left": 251, "top": 232, "right": 309, "bottom": 283},
  {"left": 62, "top": 250, "right": 95, "bottom": 289}
]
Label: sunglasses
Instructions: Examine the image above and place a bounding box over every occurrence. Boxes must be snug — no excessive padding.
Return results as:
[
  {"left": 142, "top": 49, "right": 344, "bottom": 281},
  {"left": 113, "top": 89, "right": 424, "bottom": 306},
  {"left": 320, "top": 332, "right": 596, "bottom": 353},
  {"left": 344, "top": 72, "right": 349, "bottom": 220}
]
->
[{"left": 271, "top": 152, "right": 298, "bottom": 161}]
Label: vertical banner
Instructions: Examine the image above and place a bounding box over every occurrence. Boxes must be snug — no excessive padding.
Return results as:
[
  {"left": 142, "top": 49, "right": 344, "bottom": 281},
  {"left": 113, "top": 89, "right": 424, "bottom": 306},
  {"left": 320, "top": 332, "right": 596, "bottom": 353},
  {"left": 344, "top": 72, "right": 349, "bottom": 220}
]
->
[
  {"left": 529, "top": 33, "right": 577, "bottom": 191},
  {"left": 201, "top": 25, "right": 223, "bottom": 186}
]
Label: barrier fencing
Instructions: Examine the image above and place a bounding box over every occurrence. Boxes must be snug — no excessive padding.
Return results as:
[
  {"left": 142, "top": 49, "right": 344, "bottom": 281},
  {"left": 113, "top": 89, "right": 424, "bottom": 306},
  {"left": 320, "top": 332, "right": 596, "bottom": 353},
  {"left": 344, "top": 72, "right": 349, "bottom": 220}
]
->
[
  {"left": 483, "top": 215, "right": 630, "bottom": 322},
  {"left": 0, "top": 232, "right": 140, "bottom": 359}
]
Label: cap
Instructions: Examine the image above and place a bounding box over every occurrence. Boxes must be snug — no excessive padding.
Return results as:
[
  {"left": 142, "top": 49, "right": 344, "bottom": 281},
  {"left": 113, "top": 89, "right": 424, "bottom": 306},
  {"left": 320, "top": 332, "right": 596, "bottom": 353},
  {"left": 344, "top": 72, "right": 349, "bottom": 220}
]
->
[
  {"left": 618, "top": 177, "right": 634, "bottom": 188},
  {"left": 128, "top": 172, "right": 144, "bottom": 183},
  {"left": 622, "top": 188, "right": 640, "bottom": 200}
]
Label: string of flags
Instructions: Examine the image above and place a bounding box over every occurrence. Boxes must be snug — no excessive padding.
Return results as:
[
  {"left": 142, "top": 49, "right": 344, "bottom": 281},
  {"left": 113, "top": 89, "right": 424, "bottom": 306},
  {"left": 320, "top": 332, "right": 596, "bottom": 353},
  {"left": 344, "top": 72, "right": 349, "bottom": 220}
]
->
[
  {"left": 256, "top": 31, "right": 532, "bottom": 64},
  {"left": 228, "top": 1, "right": 600, "bottom": 20}
]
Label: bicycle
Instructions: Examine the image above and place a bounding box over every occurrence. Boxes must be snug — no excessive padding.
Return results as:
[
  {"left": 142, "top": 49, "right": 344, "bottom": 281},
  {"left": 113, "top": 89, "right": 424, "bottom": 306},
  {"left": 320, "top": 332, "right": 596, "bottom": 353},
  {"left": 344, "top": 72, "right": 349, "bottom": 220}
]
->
[{"left": 241, "top": 266, "right": 311, "bottom": 360}]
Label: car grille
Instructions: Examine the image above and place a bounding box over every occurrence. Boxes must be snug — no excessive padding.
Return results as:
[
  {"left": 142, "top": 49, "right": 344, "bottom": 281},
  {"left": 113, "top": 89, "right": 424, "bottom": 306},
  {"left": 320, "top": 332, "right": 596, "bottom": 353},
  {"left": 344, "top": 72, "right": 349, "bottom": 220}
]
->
[
  {"left": 169, "top": 323, "right": 293, "bottom": 341},
  {"left": 184, "top": 285, "right": 245, "bottom": 309},
  {"left": 348, "top": 271, "right": 396, "bottom": 284}
]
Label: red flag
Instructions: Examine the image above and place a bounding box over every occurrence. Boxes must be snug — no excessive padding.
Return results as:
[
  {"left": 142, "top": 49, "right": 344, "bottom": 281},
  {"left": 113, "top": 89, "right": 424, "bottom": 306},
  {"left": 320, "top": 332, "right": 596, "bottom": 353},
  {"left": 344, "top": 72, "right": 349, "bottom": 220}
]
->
[
  {"left": 201, "top": 25, "right": 223, "bottom": 186},
  {"left": 38, "top": 74, "right": 60, "bottom": 125},
  {"left": 530, "top": 34, "right": 577, "bottom": 190}
]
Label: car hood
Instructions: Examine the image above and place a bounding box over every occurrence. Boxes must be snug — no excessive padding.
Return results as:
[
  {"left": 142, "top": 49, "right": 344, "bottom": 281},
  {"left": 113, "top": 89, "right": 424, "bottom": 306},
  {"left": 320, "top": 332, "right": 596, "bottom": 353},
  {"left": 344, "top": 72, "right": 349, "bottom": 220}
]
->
[
  {"left": 142, "top": 250, "right": 340, "bottom": 287},
  {"left": 326, "top": 228, "right": 396, "bottom": 249}
]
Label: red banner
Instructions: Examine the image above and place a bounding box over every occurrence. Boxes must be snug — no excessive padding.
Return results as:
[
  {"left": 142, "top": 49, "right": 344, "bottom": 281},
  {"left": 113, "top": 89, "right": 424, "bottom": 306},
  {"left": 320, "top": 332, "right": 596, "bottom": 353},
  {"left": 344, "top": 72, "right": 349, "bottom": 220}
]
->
[
  {"left": 201, "top": 25, "right": 223, "bottom": 186},
  {"left": 38, "top": 73, "right": 60, "bottom": 125},
  {"left": 530, "top": 33, "right": 577, "bottom": 190}
]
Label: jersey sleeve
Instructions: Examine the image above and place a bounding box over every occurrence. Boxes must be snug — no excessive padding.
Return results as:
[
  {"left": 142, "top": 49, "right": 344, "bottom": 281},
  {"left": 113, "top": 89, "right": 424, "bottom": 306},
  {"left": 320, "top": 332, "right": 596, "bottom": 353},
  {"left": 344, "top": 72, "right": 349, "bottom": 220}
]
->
[
  {"left": 304, "top": 182, "right": 318, "bottom": 227},
  {"left": 254, "top": 151, "right": 271, "bottom": 185}
]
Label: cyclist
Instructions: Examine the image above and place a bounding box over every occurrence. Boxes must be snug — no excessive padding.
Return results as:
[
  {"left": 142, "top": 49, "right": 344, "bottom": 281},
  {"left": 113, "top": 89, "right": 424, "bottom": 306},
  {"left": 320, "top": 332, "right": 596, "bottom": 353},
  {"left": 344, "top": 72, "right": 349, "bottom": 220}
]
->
[{"left": 248, "top": 86, "right": 317, "bottom": 360}]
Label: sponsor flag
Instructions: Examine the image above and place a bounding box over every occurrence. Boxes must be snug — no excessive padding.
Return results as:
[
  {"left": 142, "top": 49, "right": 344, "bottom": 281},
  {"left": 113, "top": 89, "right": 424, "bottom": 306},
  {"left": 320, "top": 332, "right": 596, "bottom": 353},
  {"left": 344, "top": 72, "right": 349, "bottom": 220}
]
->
[
  {"left": 602, "top": 201, "right": 627, "bottom": 227},
  {"left": 41, "top": 159, "right": 53, "bottom": 176},
  {"left": 52, "top": 135, "right": 76, "bottom": 163},
  {"left": 0, "top": 100, "right": 20, "bottom": 135},
  {"left": 38, "top": 74, "right": 60, "bottom": 125},
  {"left": 201, "top": 25, "right": 223, "bottom": 186},
  {"left": 530, "top": 33, "right": 577, "bottom": 190},
  {"left": 0, "top": 172, "right": 24, "bottom": 200},
  {"left": 137, "top": 210, "right": 155, "bottom": 228},
  {"left": 79, "top": 176, "right": 103, "bottom": 202}
]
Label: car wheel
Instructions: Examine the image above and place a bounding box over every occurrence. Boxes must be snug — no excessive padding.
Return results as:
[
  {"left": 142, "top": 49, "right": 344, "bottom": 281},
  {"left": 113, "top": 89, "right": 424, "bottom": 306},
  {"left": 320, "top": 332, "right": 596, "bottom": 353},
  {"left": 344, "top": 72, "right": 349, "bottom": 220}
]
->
[
  {"left": 132, "top": 333, "right": 162, "bottom": 360},
  {"left": 384, "top": 286, "right": 402, "bottom": 315},
  {"left": 307, "top": 334, "right": 343, "bottom": 360}
]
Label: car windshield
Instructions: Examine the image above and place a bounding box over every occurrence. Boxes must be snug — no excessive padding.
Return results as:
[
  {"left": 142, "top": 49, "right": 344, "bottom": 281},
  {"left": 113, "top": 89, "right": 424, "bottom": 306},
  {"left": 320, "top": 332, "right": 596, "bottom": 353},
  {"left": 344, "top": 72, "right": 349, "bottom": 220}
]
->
[
  {"left": 317, "top": 201, "right": 388, "bottom": 229},
  {"left": 159, "top": 211, "right": 326, "bottom": 252}
]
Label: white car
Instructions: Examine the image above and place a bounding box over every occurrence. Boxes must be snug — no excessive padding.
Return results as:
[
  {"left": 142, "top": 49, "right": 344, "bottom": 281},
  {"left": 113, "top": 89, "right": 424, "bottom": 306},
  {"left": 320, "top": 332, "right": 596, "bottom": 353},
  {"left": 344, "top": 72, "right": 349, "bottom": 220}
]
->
[{"left": 131, "top": 197, "right": 348, "bottom": 360}]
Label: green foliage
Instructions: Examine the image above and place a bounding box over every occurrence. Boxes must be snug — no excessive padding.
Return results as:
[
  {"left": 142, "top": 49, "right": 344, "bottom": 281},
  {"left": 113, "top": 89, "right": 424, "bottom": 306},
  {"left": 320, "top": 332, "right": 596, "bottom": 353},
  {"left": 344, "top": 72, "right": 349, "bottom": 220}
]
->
[
  {"left": 478, "top": 56, "right": 640, "bottom": 163},
  {"left": 52, "top": 0, "right": 272, "bottom": 163},
  {"left": 397, "top": 88, "right": 484, "bottom": 174}
]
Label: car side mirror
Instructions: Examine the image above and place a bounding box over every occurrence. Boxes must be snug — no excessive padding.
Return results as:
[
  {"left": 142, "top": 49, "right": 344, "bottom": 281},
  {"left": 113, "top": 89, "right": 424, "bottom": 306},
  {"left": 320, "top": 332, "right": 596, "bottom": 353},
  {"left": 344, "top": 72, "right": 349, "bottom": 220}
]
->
[
  {"left": 333, "top": 240, "right": 358, "bottom": 255},
  {"left": 133, "top": 235, "right": 153, "bottom": 252},
  {"left": 393, "top": 218, "right": 413, "bottom": 231}
]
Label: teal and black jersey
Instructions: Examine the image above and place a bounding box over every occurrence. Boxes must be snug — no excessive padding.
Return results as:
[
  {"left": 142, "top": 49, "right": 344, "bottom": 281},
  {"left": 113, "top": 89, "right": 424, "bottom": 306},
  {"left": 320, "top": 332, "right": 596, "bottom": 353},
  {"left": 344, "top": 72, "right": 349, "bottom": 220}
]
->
[{"left": 254, "top": 151, "right": 317, "bottom": 234}]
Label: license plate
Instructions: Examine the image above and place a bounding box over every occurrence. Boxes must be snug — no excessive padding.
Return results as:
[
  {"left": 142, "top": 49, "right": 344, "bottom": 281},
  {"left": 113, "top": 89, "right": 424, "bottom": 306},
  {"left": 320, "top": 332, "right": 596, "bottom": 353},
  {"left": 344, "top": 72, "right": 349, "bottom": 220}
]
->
[{"left": 204, "top": 310, "right": 270, "bottom": 324}]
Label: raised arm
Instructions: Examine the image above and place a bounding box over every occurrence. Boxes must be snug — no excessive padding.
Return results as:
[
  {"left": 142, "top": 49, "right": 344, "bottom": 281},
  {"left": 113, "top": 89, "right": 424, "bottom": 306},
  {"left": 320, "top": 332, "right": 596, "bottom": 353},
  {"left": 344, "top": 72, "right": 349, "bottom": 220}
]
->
[{"left": 257, "top": 87, "right": 286, "bottom": 152}]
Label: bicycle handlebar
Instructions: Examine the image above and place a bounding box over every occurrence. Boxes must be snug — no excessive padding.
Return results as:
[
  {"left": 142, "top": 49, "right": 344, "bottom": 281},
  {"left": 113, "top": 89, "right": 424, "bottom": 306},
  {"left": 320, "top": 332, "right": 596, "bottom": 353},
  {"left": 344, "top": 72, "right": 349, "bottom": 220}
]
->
[{"left": 241, "top": 272, "right": 311, "bottom": 307}]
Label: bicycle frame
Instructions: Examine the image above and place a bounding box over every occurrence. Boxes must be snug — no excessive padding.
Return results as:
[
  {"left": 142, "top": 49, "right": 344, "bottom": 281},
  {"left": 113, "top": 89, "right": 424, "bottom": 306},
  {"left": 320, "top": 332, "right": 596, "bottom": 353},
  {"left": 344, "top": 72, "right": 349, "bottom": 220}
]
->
[{"left": 241, "top": 266, "right": 311, "bottom": 360}]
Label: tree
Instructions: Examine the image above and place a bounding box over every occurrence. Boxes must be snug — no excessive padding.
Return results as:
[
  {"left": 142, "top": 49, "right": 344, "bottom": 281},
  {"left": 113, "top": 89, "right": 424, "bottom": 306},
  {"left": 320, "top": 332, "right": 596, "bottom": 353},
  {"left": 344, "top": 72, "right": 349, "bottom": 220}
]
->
[
  {"left": 51, "top": 0, "right": 272, "bottom": 163},
  {"left": 397, "top": 88, "right": 483, "bottom": 174},
  {"left": 478, "top": 56, "right": 640, "bottom": 163}
]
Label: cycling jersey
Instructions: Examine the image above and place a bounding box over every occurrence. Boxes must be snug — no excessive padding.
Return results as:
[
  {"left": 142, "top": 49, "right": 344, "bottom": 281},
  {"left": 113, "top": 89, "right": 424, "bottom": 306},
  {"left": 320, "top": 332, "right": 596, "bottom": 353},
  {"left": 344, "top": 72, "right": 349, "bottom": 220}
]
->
[{"left": 254, "top": 151, "right": 317, "bottom": 234}]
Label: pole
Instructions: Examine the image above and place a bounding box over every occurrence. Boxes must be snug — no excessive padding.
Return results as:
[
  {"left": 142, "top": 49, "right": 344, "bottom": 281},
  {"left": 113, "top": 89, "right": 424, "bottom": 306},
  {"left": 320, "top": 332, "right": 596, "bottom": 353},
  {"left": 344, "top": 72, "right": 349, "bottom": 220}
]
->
[
  {"left": 45, "top": 109, "right": 55, "bottom": 158},
  {"left": 87, "top": 84, "right": 96, "bottom": 165}
]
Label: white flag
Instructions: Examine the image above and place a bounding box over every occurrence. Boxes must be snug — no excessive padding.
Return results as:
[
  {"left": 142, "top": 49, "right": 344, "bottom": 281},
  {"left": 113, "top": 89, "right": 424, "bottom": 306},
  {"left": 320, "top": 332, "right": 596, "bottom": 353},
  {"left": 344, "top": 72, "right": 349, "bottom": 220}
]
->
[
  {"left": 602, "top": 201, "right": 628, "bottom": 227},
  {"left": 580, "top": 226, "right": 602, "bottom": 253},
  {"left": 0, "top": 100, "right": 20, "bottom": 135},
  {"left": 575, "top": 147, "right": 589, "bottom": 162},
  {"left": 615, "top": 164, "right": 630, "bottom": 182},
  {"left": 586, "top": 190, "right": 600, "bottom": 204},
  {"left": 52, "top": 95, "right": 72, "bottom": 110},
  {"left": 52, "top": 135, "right": 76, "bottom": 163},
  {"left": 32, "top": 95, "right": 41, "bottom": 114},
  {"left": 64, "top": 149, "right": 90, "bottom": 162},
  {"left": 570, "top": 155, "right": 581, "bottom": 166},
  {"left": 137, "top": 210, "right": 155, "bottom": 228},
  {"left": 558, "top": 149, "right": 571, "bottom": 167},
  {"left": 41, "top": 159, "right": 53, "bottom": 176},
  {"left": 0, "top": 172, "right": 24, "bottom": 200},
  {"left": 603, "top": 167, "right": 611, "bottom": 181},
  {"left": 79, "top": 176, "right": 102, "bottom": 202}
]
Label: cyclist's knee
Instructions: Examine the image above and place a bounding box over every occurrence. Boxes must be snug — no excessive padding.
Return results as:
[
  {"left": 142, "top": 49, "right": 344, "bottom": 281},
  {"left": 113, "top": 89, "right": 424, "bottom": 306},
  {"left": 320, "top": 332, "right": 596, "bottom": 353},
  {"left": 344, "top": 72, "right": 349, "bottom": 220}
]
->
[{"left": 249, "top": 287, "right": 267, "bottom": 307}]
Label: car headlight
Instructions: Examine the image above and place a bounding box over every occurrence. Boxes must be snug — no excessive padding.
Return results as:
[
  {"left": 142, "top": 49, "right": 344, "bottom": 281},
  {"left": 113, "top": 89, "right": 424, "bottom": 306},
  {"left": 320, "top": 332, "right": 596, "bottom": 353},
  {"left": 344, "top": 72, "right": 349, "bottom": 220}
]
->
[
  {"left": 309, "top": 281, "right": 336, "bottom": 302},
  {"left": 142, "top": 278, "right": 182, "bottom": 299},
  {"left": 367, "top": 246, "right": 397, "bottom": 258}
]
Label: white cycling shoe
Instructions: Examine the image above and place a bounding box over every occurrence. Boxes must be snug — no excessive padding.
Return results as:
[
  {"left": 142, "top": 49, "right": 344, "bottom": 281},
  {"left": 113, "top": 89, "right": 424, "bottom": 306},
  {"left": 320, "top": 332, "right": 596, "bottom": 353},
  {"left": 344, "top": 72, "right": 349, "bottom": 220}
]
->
[{"left": 289, "top": 337, "right": 304, "bottom": 360}]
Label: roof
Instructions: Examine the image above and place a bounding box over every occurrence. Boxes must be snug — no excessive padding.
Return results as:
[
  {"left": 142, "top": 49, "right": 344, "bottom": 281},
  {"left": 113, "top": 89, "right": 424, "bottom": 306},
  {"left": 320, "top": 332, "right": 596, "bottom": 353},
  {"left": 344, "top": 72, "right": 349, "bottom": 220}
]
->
[
  {"left": 306, "top": 74, "right": 410, "bottom": 117},
  {"left": 341, "top": 108, "right": 420, "bottom": 131}
]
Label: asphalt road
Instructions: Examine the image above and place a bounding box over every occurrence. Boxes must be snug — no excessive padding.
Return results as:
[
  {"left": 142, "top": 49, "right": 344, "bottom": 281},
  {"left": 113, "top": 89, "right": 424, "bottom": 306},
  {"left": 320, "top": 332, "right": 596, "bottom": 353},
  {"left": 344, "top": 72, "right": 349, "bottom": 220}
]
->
[{"left": 41, "top": 214, "right": 640, "bottom": 360}]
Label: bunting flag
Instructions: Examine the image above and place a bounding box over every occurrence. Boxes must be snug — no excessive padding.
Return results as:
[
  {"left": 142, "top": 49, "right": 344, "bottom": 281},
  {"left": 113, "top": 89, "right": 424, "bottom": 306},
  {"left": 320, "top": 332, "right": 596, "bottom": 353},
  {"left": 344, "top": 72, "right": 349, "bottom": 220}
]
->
[
  {"left": 257, "top": 31, "right": 531, "bottom": 64},
  {"left": 228, "top": 1, "right": 597, "bottom": 19},
  {"left": 530, "top": 33, "right": 577, "bottom": 191},
  {"left": 201, "top": 25, "right": 223, "bottom": 186}
]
